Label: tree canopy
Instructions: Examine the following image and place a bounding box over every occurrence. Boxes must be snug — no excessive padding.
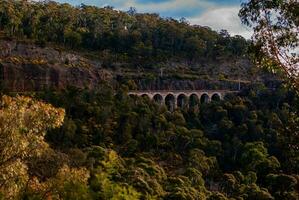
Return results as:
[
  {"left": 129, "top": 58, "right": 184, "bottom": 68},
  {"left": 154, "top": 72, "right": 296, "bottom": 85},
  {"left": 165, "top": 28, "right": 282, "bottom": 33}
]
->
[
  {"left": 0, "top": 0, "right": 298, "bottom": 199},
  {"left": 0, "top": 0, "right": 249, "bottom": 66},
  {"left": 239, "top": 0, "right": 299, "bottom": 91}
]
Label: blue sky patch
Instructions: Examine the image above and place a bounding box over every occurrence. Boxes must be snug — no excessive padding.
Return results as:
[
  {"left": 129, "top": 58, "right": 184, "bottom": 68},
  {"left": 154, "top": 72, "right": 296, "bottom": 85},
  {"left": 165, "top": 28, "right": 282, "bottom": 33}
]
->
[{"left": 135, "top": 0, "right": 173, "bottom": 4}]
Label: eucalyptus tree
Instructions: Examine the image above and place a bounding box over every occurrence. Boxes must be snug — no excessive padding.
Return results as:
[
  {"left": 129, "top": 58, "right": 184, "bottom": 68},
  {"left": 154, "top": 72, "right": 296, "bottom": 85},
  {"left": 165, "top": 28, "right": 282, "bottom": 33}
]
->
[{"left": 239, "top": 0, "right": 299, "bottom": 91}]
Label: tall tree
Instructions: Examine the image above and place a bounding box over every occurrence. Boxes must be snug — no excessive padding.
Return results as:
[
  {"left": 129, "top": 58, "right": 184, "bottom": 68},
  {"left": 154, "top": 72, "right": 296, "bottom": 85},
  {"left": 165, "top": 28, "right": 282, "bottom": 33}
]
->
[
  {"left": 239, "top": 0, "right": 299, "bottom": 91},
  {"left": 0, "top": 96, "right": 65, "bottom": 198}
]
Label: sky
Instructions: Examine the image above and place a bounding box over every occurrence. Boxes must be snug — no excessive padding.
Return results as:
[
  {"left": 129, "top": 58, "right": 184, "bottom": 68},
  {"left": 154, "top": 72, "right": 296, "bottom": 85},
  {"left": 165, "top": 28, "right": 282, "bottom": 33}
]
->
[{"left": 50, "top": 0, "right": 253, "bottom": 39}]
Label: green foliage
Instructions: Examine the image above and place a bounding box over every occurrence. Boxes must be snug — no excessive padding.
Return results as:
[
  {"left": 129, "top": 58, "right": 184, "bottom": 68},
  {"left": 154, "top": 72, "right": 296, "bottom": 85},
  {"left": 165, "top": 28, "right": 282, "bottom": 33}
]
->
[
  {"left": 0, "top": 0, "right": 248, "bottom": 67},
  {"left": 165, "top": 176, "right": 207, "bottom": 200},
  {"left": 208, "top": 192, "right": 228, "bottom": 200},
  {"left": 1, "top": 81, "right": 298, "bottom": 199},
  {"left": 240, "top": 142, "right": 280, "bottom": 173},
  {"left": 265, "top": 174, "right": 298, "bottom": 200},
  {"left": 89, "top": 149, "right": 141, "bottom": 200},
  {"left": 0, "top": 95, "right": 65, "bottom": 199},
  {"left": 0, "top": 2, "right": 298, "bottom": 199},
  {"left": 239, "top": 0, "right": 299, "bottom": 91},
  {"left": 33, "top": 84, "right": 299, "bottom": 199}
]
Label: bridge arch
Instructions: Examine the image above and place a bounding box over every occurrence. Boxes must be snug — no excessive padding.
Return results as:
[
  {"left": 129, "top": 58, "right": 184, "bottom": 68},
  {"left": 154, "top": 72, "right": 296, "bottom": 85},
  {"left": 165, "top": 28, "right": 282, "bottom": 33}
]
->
[
  {"left": 165, "top": 94, "right": 176, "bottom": 111},
  {"left": 177, "top": 93, "right": 188, "bottom": 108},
  {"left": 127, "top": 90, "right": 236, "bottom": 111},
  {"left": 189, "top": 93, "right": 200, "bottom": 107},
  {"left": 211, "top": 93, "right": 221, "bottom": 101},
  {"left": 153, "top": 93, "right": 163, "bottom": 105},
  {"left": 200, "top": 93, "right": 210, "bottom": 104}
]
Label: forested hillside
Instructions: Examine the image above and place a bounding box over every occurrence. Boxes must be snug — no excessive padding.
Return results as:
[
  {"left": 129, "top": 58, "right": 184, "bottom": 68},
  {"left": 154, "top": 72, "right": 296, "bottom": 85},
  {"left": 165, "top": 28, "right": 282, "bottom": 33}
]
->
[
  {"left": 0, "top": 0, "right": 270, "bottom": 90},
  {"left": 1, "top": 84, "right": 298, "bottom": 199},
  {"left": 0, "top": 0, "right": 298, "bottom": 200},
  {"left": 0, "top": 0, "right": 248, "bottom": 63}
]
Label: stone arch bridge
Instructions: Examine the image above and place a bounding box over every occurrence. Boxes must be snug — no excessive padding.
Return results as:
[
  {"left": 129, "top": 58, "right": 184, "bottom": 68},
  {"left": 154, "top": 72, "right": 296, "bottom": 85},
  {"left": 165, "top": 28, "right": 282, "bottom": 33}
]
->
[{"left": 128, "top": 90, "right": 238, "bottom": 111}]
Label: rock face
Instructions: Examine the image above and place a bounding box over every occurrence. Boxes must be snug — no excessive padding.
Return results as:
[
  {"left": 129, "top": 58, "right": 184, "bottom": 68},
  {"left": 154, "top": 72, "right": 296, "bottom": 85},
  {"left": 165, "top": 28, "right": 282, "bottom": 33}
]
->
[
  {"left": 0, "top": 40, "right": 112, "bottom": 92},
  {"left": 0, "top": 39, "right": 278, "bottom": 92},
  {"left": 0, "top": 63, "right": 112, "bottom": 91}
]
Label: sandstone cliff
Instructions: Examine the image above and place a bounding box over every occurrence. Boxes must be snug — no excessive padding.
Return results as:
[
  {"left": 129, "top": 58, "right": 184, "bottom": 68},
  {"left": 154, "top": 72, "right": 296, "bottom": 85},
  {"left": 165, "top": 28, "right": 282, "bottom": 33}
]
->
[
  {"left": 0, "top": 39, "right": 278, "bottom": 92},
  {"left": 0, "top": 40, "right": 112, "bottom": 92}
]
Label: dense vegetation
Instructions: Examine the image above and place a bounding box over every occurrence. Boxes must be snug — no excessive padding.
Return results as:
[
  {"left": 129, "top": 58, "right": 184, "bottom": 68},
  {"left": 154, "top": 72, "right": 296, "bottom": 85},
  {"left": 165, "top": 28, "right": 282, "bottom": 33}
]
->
[
  {"left": 0, "top": 0, "right": 248, "bottom": 67},
  {"left": 1, "top": 83, "right": 298, "bottom": 199},
  {"left": 0, "top": 0, "right": 298, "bottom": 199},
  {"left": 239, "top": 0, "right": 298, "bottom": 91}
]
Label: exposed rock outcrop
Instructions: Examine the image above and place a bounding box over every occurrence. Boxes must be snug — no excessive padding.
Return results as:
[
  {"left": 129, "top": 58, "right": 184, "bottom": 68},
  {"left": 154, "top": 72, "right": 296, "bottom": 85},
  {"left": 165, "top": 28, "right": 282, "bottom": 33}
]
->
[
  {"left": 0, "top": 39, "right": 279, "bottom": 92},
  {"left": 0, "top": 40, "right": 112, "bottom": 92}
]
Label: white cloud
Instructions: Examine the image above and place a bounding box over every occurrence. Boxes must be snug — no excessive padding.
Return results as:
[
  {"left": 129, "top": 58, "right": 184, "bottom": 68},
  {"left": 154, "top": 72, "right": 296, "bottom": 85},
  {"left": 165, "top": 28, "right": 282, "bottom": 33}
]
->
[
  {"left": 118, "top": 0, "right": 214, "bottom": 13},
  {"left": 35, "top": 0, "right": 215, "bottom": 15},
  {"left": 188, "top": 6, "right": 253, "bottom": 39}
]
